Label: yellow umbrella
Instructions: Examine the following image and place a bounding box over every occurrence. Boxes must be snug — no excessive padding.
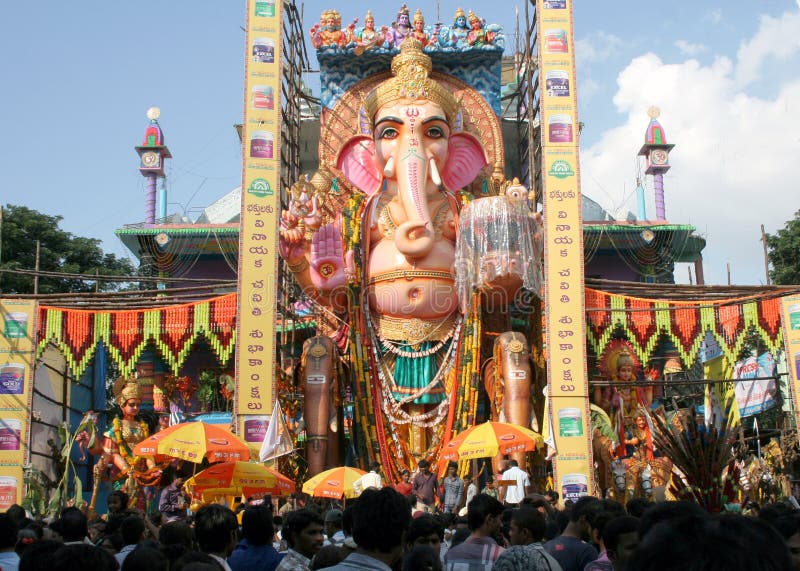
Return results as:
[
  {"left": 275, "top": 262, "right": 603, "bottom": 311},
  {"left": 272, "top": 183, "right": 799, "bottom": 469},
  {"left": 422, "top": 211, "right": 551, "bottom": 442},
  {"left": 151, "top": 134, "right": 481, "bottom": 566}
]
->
[
  {"left": 302, "top": 467, "right": 366, "bottom": 500},
  {"left": 185, "top": 461, "right": 278, "bottom": 490},
  {"left": 133, "top": 422, "right": 251, "bottom": 463},
  {"left": 440, "top": 421, "right": 544, "bottom": 462}
]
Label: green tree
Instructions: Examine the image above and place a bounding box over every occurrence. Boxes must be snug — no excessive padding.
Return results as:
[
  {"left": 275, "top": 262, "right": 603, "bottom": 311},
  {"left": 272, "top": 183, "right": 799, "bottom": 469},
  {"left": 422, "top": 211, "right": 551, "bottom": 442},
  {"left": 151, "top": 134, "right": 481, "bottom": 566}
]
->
[
  {"left": 0, "top": 204, "right": 135, "bottom": 294},
  {"left": 767, "top": 210, "right": 800, "bottom": 285}
]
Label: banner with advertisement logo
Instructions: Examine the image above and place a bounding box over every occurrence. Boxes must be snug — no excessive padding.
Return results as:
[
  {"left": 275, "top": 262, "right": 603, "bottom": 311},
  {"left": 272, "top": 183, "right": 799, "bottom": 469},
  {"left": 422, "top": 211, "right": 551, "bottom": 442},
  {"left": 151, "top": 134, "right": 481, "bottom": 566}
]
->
[
  {"left": 0, "top": 300, "right": 37, "bottom": 511},
  {"left": 732, "top": 352, "right": 777, "bottom": 418},
  {"left": 780, "top": 295, "right": 800, "bottom": 442},
  {"left": 537, "top": 0, "right": 593, "bottom": 501},
  {"left": 236, "top": 0, "right": 282, "bottom": 438}
]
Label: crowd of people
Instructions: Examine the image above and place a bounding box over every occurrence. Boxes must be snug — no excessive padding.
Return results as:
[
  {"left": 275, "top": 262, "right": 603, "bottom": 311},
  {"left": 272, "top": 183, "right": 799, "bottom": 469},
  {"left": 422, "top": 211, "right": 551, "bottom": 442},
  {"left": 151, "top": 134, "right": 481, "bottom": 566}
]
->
[{"left": 3, "top": 458, "right": 800, "bottom": 571}]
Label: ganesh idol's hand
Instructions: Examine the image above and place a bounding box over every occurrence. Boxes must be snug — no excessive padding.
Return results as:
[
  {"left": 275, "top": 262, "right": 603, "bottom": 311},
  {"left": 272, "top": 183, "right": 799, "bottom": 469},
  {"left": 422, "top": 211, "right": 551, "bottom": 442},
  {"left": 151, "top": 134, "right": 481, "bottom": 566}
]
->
[
  {"left": 279, "top": 210, "right": 308, "bottom": 266},
  {"left": 309, "top": 222, "right": 348, "bottom": 292}
]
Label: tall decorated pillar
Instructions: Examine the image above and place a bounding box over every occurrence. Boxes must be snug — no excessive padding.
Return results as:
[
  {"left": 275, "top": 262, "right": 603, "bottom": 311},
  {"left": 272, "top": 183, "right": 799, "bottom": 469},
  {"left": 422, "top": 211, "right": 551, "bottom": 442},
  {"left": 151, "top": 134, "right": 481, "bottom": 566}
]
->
[
  {"left": 638, "top": 107, "right": 674, "bottom": 221},
  {"left": 135, "top": 107, "right": 172, "bottom": 225}
]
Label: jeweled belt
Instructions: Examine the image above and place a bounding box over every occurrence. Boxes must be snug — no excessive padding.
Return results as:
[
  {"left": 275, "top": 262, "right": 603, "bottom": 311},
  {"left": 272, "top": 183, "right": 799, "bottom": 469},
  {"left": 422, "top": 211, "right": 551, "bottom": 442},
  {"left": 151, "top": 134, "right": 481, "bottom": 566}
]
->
[
  {"left": 376, "top": 313, "right": 458, "bottom": 344},
  {"left": 367, "top": 268, "right": 454, "bottom": 286}
]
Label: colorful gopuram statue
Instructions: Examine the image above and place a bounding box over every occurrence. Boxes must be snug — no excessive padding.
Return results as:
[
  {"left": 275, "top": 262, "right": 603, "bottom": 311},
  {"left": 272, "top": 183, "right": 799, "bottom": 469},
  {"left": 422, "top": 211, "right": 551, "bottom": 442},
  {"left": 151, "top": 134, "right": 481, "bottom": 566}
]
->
[
  {"left": 78, "top": 376, "right": 161, "bottom": 510},
  {"left": 591, "top": 340, "right": 672, "bottom": 499},
  {"left": 466, "top": 10, "right": 496, "bottom": 47},
  {"left": 385, "top": 4, "right": 413, "bottom": 48},
  {"left": 310, "top": 9, "right": 350, "bottom": 49},
  {"left": 280, "top": 37, "right": 542, "bottom": 477},
  {"left": 449, "top": 7, "right": 470, "bottom": 48},
  {"left": 411, "top": 9, "right": 430, "bottom": 47},
  {"left": 354, "top": 10, "right": 386, "bottom": 54}
]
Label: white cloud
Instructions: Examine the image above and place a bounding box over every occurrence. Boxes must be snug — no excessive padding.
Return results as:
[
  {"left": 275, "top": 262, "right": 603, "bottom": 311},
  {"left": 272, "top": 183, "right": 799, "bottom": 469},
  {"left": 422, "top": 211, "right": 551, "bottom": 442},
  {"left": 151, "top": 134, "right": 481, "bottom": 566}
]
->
[
  {"left": 735, "top": 9, "right": 800, "bottom": 85},
  {"left": 580, "top": 8, "right": 800, "bottom": 285},
  {"left": 575, "top": 31, "right": 622, "bottom": 67},
  {"left": 675, "top": 39, "right": 707, "bottom": 56}
]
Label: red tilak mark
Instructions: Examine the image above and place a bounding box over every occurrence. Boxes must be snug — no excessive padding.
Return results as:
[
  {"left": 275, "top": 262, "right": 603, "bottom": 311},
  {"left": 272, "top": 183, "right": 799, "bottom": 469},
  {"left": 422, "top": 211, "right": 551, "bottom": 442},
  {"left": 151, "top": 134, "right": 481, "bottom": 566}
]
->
[{"left": 405, "top": 107, "right": 420, "bottom": 117}]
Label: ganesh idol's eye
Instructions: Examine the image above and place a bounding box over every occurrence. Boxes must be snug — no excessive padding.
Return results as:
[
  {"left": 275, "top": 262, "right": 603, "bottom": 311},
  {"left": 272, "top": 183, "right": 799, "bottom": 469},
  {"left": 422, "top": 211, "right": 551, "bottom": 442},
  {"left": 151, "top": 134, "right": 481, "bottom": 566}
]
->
[
  {"left": 378, "top": 127, "right": 399, "bottom": 140},
  {"left": 425, "top": 126, "right": 446, "bottom": 139}
]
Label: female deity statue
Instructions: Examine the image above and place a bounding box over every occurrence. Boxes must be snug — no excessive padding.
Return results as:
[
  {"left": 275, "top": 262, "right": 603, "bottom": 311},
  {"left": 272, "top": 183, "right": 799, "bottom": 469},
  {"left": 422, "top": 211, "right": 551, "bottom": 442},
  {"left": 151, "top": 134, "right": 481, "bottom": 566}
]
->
[
  {"left": 385, "top": 4, "right": 413, "bottom": 48},
  {"left": 411, "top": 9, "right": 430, "bottom": 47},
  {"left": 354, "top": 10, "right": 386, "bottom": 54},
  {"left": 466, "top": 10, "right": 496, "bottom": 47},
  {"left": 82, "top": 376, "right": 160, "bottom": 510}
]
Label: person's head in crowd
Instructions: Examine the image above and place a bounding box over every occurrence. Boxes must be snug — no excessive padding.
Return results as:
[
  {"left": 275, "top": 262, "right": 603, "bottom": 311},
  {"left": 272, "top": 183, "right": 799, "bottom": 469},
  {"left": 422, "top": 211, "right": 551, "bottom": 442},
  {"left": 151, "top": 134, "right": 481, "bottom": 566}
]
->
[
  {"left": 629, "top": 512, "right": 792, "bottom": 571},
  {"left": 771, "top": 513, "right": 800, "bottom": 571},
  {"left": 310, "top": 544, "right": 345, "bottom": 570},
  {"left": 447, "top": 462, "right": 457, "bottom": 478},
  {"left": 51, "top": 543, "right": 118, "bottom": 571},
  {"left": 543, "top": 490, "right": 559, "bottom": 507},
  {"left": 122, "top": 546, "right": 169, "bottom": 571},
  {"left": 601, "top": 498, "right": 625, "bottom": 517},
  {"left": 520, "top": 494, "right": 553, "bottom": 516},
  {"left": 406, "top": 513, "right": 444, "bottom": 552},
  {"left": 625, "top": 497, "right": 652, "bottom": 518},
  {"left": 603, "top": 515, "right": 639, "bottom": 569},
  {"left": 241, "top": 504, "right": 275, "bottom": 546},
  {"left": 159, "top": 520, "right": 194, "bottom": 552},
  {"left": 106, "top": 490, "right": 130, "bottom": 516},
  {"left": 759, "top": 502, "right": 793, "bottom": 525},
  {"left": 55, "top": 507, "right": 89, "bottom": 543},
  {"left": 509, "top": 507, "right": 546, "bottom": 546},
  {"left": 455, "top": 514, "right": 469, "bottom": 530},
  {"left": 402, "top": 545, "right": 443, "bottom": 571},
  {"left": 194, "top": 504, "right": 238, "bottom": 558},
  {"left": 284, "top": 509, "right": 324, "bottom": 558},
  {"left": 341, "top": 505, "right": 355, "bottom": 537},
  {"left": 466, "top": 493, "right": 504, "bottom": 535},
  {"left": 171, "top": 551, "right": 221, "bottom": 571},
  {"left": 418, "top": 459, "right": 431, "bottom": 474},
  {"left": 450, "top": 528, "right": 470, "bottom": 548},
  {"left": 439, "top": 512, "right": 455, "bottom": 529},
  {"left": 0, "top": 513, "right": 18, "bottom": 552},
  {"left": 508, "top": 459, "right": 519, "bottom": 468},
  {"left": 6, "top": 504, "right": 26, "bottom": 528},
  {"left": 19, "top": 539, "right": 62, "bottom": 571},
  {"left": 87, "top": 518, "right": 107, "bottom": 544},
  {"left": 564, "top": 495, "right": 602, "bottom": 542},
  {"left": 16, "top": 526, "right": 39, "bottom": 556},
  {"left": 352, "top": 487, "right": 411, "bottom": 567},
  {"left": 324, "top": 508, "right": 343, "bottom": 538},
  {"left": 120, "top": 515, "right": 146, "bottom": 547},
  {"left": 637, "top": 500, "right": 708, "bottom": 539}
]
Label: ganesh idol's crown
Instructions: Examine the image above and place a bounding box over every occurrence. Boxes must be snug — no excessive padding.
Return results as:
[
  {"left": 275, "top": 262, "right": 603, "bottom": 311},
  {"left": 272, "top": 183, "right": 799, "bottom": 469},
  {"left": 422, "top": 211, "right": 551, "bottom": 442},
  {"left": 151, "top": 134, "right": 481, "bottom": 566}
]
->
[{"left": 364, "top": 38, "right": 459, "bottom": 124}]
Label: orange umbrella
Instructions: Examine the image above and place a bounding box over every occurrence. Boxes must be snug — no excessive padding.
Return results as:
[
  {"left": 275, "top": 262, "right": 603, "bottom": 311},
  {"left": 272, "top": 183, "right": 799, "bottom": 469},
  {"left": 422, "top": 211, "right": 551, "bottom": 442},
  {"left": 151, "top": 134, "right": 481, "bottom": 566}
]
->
[
  {"left": 440, "top": 421, "right": 544, "bottom": 462},
  {"left": 302, "top": 467, "right": 366, "bottom": 499},
  {"left": 133, "top": 422, "right": 251, "bottom": 463},
  {"left": 185, "top": 462, "right": 295, "bottom": 496}
]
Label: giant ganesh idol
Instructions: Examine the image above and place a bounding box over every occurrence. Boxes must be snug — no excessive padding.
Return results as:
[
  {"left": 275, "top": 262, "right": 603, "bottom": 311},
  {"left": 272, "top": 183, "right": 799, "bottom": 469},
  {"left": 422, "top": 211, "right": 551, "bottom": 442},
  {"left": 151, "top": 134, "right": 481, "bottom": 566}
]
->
[{"left": 280, "top": 33, "right": 543, "bottom": 478}]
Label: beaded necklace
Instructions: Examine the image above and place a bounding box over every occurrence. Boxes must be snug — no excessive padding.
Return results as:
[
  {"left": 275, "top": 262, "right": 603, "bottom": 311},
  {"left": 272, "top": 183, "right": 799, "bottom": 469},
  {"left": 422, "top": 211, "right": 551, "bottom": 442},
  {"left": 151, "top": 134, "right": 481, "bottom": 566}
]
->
[{"left": 112, "top": 417, "right": 149, "bottom": 468}]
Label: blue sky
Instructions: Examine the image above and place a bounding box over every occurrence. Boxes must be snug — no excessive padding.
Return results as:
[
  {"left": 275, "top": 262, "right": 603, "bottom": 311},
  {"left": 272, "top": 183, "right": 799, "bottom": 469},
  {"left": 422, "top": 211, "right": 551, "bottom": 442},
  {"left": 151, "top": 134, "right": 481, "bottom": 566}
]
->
[{"left": 2, "top": 1, "right": 799, "bottom": 285}]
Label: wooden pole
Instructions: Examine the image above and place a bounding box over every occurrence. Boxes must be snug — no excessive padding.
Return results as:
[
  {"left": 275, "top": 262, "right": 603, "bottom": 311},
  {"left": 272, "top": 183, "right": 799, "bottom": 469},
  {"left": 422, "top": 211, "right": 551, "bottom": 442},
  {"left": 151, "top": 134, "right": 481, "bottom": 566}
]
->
[
  {"left": 33, "top": 240, "right": 40, "bottom": 294},
  {"left": 687, "top": 265, "right": 693, "bottom": 285},
  {"left": 727, "top": 262, "right": 731, "bottom": 286},
  {"left": 761, "top": 224, "right": 771, "bottom": 285}
]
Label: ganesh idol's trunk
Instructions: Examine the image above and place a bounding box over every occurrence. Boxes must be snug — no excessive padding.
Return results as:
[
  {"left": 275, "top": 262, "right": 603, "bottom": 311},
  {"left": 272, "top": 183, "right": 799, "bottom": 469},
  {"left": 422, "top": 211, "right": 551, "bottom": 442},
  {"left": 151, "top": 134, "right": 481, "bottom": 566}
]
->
[{"left": 302, "top": 336, "right": 336, "bottom": 476}]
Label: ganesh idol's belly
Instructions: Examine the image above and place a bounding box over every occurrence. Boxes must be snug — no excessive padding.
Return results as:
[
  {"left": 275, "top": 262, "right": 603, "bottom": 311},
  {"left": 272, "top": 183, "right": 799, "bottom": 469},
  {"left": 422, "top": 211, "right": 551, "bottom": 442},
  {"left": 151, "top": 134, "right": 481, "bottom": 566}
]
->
[{"left": 366, "top": 239, "right": 459, "bottom": 319}]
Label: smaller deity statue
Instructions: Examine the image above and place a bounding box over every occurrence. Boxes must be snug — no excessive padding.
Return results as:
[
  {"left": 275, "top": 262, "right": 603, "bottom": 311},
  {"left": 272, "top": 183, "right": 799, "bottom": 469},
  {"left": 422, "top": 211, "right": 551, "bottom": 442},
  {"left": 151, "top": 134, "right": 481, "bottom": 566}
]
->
[
  {"left": 385, "top": 4, "right": 413, "bottom": 49},
  {"left": 466, "top": 10, "right": 496, "bottom": 47},
  {"left": 310, "top": 9, "right": 349, "bottom": 49},
  {"left": 411, "top": 9, "right": 429, "bottom": 47},
  {"left": 449, "top": 7, "right": 470, "bottom": 48},
  {"left": 354, "top": 10, "right": 387, "bottom": 55}
]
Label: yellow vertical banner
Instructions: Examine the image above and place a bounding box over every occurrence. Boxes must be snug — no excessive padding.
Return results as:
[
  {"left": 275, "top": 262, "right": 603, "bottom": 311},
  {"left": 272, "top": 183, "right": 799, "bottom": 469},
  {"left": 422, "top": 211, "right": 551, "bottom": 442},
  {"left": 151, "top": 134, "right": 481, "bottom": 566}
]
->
[
  {"left": 780, "top": 295, "right": 800, "bottom": 443},
  {"left": 0, "top": 300, "right": 37, "bottom": 511},
  {"left": 537, "top": 0, "right": 594, "bottom": 499},
  {"left": 236, "top": 0, "right": 282, "bottom": 444}
]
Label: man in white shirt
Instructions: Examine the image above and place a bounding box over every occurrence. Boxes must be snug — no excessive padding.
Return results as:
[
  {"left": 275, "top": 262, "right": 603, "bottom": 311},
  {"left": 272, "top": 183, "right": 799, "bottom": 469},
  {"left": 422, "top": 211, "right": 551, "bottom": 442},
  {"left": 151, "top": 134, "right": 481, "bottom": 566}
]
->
[
  {"left": 500, "top": 460, "right": 531, "bottom": 507},
  {"left": 358, "top": 462, "right": 383, "bottom": 490}
]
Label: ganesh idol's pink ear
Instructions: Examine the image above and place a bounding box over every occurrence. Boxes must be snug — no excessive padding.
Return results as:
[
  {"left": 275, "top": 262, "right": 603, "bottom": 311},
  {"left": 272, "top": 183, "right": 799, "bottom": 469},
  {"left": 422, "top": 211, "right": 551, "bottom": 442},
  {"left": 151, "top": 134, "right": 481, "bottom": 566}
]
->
[
  {"left": 441, "top": 132, "right": 488, "bottom": 191},
  {"left": 337, "top": 136, "right": 382, "bottom": 196}
]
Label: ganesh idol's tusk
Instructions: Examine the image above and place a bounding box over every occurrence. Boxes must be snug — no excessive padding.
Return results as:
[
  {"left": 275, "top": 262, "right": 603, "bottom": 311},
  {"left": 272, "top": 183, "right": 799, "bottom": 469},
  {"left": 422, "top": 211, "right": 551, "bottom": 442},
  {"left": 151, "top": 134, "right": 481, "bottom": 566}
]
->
[
  {"left": 383, "top": 156, "right": 396, "bottom": 179},
  {"left": 429, "top": 157, "right": 442, "bottom": 187}
]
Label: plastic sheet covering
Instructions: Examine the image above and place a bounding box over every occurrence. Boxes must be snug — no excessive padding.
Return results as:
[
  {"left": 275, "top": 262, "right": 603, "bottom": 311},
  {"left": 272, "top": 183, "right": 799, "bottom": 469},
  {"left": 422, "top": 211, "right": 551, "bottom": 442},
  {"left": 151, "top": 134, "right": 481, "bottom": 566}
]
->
[{"left": 455, "top": 197, "right": 542, "bottom": 307}]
